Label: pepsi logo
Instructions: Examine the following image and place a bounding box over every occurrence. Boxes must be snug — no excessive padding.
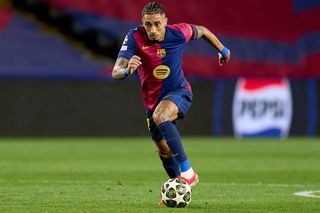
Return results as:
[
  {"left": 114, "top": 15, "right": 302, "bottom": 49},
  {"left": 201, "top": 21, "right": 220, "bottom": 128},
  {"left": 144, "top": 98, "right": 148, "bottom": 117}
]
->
[{"left": 232, "top": 78, "right": 292, "bottom": 138}]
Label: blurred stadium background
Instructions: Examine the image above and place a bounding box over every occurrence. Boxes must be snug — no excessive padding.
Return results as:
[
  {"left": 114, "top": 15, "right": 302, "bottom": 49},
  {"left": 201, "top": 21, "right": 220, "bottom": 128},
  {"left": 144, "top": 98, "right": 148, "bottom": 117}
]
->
[{"left": 0, "top": 0, "right": 319, "bottom": 138}]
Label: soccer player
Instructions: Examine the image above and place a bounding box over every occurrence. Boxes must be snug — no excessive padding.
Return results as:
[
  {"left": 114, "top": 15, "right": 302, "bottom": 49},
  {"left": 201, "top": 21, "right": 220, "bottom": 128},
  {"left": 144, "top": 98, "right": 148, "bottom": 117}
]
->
[{"left": 112, "top": 1, "right": 230, "bottom": 192}]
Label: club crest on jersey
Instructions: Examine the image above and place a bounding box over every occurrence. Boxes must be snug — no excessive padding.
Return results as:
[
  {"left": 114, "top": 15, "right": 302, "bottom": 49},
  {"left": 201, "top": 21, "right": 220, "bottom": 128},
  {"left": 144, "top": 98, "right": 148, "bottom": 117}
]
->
[
  {"left": 153, "top": 65, "right": 170, "bottom": 79},
  {"left": 156, "top": 48, "right": 166, "bottom": 58}
]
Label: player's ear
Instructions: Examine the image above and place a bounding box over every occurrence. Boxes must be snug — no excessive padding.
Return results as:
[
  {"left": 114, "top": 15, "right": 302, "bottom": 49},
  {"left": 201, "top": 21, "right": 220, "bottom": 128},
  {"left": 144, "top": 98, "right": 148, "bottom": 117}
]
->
[{"left": 163, "top": 17, "right": 168, "bottom": 26}]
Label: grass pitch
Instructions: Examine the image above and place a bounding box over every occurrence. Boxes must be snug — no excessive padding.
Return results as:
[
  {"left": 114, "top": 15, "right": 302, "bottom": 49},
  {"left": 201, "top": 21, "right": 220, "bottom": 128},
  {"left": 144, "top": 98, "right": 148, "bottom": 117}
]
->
[{"left": 0, "top": 137, "right": 319, "bottom": 212}]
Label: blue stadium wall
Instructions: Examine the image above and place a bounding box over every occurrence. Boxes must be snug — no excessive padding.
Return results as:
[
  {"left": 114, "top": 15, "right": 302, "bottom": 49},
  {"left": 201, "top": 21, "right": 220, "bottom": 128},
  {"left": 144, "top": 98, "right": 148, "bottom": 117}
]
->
[{"left": 0, "top": 80, "right": 318, "bottom": 137}]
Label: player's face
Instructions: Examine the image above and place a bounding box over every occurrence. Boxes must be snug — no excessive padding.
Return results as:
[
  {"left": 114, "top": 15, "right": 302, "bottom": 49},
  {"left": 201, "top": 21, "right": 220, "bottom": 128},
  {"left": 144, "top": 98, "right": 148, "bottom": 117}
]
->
[{"left": 142, "top": 13, "right": 167, "bottom": 41}]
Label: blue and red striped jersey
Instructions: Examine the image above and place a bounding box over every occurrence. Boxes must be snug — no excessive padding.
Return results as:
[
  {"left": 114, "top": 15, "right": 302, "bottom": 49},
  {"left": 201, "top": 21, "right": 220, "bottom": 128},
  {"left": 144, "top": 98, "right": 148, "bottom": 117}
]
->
[{"left": 117, "top": 23, "right": 197, "bottom": 110}]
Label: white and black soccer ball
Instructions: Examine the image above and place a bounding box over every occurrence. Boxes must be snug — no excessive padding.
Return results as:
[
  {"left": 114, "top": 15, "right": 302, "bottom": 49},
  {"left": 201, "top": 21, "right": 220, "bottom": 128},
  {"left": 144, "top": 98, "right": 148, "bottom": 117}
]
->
[{"left": 160, "top": 177, "right": 192, "bottom": 208}]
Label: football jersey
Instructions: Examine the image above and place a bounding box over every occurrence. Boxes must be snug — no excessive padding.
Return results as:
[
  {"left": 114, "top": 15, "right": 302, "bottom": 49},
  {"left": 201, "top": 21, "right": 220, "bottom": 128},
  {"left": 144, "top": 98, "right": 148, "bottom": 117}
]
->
[{"left": 117, "top": 23, "right": 197, "bottom": 111}]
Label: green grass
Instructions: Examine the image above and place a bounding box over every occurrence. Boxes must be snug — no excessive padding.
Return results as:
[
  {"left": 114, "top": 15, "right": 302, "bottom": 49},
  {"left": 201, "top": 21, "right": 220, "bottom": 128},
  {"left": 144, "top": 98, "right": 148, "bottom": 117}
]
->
[{"left": 0, "top": 138, "right": 319, "bottom": 212}]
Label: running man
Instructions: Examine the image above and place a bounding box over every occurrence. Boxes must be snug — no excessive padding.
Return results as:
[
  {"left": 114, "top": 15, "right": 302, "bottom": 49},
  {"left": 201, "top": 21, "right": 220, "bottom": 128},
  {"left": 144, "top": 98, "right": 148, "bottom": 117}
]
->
[{"left": 112, "top": 2, "right": 230, "bottom": 189}]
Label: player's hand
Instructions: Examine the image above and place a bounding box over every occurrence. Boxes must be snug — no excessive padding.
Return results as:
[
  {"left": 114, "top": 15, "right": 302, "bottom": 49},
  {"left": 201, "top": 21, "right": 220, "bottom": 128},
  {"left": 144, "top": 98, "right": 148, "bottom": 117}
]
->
[
  {"left": 218, "top": 50, "right": 231, "bottom": 66},
  {"left": 127, "top": 55, "right": 142, "bottom": 74}
]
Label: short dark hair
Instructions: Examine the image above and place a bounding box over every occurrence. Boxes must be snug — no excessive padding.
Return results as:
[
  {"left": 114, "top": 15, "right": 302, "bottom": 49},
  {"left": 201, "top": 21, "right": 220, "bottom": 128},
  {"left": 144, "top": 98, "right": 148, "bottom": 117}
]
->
[{"left": 142, "top": 2, "right": 165, "bottom": 17}]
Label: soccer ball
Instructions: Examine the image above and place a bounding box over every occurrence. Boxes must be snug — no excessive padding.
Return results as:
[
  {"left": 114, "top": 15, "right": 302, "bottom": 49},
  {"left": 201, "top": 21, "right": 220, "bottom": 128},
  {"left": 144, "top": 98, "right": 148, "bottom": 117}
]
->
[{"left": 160, "top": 177, "right": 192, "bottom": 208}]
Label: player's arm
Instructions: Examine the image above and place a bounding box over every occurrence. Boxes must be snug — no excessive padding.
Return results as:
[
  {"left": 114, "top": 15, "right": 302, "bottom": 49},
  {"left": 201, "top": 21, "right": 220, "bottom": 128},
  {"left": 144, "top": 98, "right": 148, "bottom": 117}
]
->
[
  {"left": 194, "top": 25, "right": 231, "bottom": 65},
  {"left": 112, "top": 55, "right": 142, "bottom": 80}
]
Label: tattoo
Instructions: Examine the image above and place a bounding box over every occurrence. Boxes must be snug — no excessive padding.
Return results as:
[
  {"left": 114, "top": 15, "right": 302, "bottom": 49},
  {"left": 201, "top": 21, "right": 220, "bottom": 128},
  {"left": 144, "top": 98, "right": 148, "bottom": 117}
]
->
[
  {"left": 116, "top": 58, "right": 129, "bottom": 69},
  {"left": 112, "top": 58, "right": 129, "bottom": 79},
  {"left": 193, "top": 25, "right": 223, "bottom": 51}
]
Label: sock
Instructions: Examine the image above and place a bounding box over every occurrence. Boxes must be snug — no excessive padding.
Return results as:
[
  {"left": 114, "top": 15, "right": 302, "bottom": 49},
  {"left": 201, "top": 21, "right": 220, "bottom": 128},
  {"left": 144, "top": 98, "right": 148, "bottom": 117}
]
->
[
  {"left": 181, "top": 167, "right": 195, "bottom": 180},
  {"left": 179, "top": 159, "right": 191, "bottom": 172},
  {"left": 160, "top": 156, "right": 180, "bottom": 178},
  {"left": 158, "top": 121, "right": 188, "bottom": 163},
  {"left": 180, "top": 159, "right": 194, "bottom": 179}
]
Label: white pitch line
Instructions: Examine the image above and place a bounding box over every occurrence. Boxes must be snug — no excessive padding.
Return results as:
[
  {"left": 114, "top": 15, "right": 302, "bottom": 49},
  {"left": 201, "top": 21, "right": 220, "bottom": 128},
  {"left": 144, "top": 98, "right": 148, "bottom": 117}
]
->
[
  {"left": 294, "top": 191, "right": 320, "bottom": 199},
  {"left": 202, "top": 182, "right": 318, "bottom": 188}
]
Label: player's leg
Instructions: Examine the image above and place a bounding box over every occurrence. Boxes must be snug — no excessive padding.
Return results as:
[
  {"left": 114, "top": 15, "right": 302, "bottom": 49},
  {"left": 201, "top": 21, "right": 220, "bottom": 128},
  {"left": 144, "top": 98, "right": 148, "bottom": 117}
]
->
[
  {"left": 154, "top": 138, "right": 180, "bottom": 206},
  {"left": 152, "top": 100, "right": 188, "bottom": 164},
  {"left": 155, "top": 138, "right": 180, "bottom": 178},
  {"left": 153, "top": 97, "right": 198, "bottom": 186},
  {"left": 147, "top": 115, "right": 180, "bottom": 178},
  {"left": 171, "top": 121, "right": 197, "bottom": 182}
]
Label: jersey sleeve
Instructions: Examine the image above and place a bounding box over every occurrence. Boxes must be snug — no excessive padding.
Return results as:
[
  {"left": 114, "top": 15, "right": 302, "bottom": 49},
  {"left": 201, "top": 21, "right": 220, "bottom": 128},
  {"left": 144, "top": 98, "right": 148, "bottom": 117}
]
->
[
  {"left": 172, "top": 23, "right": 198, "bottom": 43},
  {"left": 117, "top": 30, "right": 136, "bottom": 60}
]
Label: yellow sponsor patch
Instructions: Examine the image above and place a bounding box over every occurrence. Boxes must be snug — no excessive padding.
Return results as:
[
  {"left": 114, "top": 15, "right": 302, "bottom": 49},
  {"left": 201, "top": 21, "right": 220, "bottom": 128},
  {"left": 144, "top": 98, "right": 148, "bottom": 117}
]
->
[{"left": 153, "top": 65, "right": 170, "bottom": 80}]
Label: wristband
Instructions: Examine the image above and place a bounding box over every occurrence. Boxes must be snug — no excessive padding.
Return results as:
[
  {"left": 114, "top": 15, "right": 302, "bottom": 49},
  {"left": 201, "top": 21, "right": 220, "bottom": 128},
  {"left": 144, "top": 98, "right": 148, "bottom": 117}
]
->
[
  {"left": 220, "top": 47, "right": 229, "bottom": 58},
  {"left": 123, "top": 68, "right": 129, "bottom": 77}
]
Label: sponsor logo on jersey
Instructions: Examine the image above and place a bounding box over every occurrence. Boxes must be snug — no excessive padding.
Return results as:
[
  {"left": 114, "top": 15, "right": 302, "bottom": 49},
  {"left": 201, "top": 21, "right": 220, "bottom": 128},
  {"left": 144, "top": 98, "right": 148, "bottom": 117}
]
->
[
  {"left": 153, "top": 65, "right": 170, "bottom": 79},
  {"left": 156, "top": 48, "right": 166, "bottom": 58},
  {"left": 232, "top": 78, "right": 292, "bottom": 138},
  {"left": 142, "top": 45, "right": 151, "bottom": 49}
]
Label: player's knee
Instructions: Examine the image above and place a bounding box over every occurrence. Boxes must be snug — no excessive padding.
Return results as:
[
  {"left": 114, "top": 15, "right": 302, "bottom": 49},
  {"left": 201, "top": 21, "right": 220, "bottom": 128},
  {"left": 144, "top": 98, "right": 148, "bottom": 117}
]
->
[{"left": 152, "top": 112, "right": 169, "bottom": 125}]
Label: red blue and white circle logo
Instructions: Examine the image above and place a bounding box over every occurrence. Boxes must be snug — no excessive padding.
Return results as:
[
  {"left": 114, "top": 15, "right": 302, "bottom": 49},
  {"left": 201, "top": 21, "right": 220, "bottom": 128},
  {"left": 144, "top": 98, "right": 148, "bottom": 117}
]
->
[{"left": 233, "top": 78, "right": 292, "bottom": 138}]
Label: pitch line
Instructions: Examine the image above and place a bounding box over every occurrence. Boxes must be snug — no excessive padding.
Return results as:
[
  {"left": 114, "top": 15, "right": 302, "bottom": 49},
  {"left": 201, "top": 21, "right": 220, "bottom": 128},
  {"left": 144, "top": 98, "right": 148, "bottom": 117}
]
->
[
  {"left": 294, "top": 191, "right": 320, "bottom": 199},
  {"left": 204, "top": 182, "right": 317, "bottom": 188}
]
